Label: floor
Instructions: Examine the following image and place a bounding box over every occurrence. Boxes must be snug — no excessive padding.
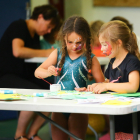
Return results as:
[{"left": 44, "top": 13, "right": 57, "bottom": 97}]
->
[{"left": 0, "top": 119, "right": 96, "bottom": 140}]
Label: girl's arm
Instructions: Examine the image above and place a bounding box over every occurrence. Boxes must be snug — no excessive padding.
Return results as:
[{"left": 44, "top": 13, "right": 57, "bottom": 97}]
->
[
  {"left": 34, "top": 49, "right": 58, "bottom": 79},
  {"left": 93, "top": 70, "right": 140, "bottom": 94},
  {"left": 91, "top": 56, "right": 105, "bottom": 83},
  {"left": 87, "top": 56, "right": 105, "bottom": 91},
  {"left": 106, "top": 70, "right": 140, "bottom": 93}
]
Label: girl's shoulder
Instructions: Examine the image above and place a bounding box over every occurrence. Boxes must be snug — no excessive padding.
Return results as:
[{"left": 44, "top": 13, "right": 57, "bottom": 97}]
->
[
  {"left": 91, "top": 53, "right": 95, "bottom": 58},
  {"left": 125, "top": 53, "right": 140, "bottom": 64},
  {"left": 124, "top": 53, "right": 140, "bottom": 74},
  {"left": 121, "top": 53, "right": 140, "bottom": 72}
]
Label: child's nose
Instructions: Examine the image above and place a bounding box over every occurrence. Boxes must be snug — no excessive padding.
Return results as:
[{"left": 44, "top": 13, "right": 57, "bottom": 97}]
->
[
  {"left": 101, "top": 46, "right": 104, "bottom": 51},
  {"left": 73, "top": 44, "right": 77, "bottom": 48}
]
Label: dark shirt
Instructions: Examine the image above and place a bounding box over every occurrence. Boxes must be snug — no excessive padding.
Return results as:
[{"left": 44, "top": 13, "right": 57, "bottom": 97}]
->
[
  {"left": 0, "top": 19, "right": 40, "bottom": 78},
  {"left": 105, "top": 53, "right": 140, "bottom": 133},
  {"left": 105, "top": 53, "right": 140, "bottom": 92}
]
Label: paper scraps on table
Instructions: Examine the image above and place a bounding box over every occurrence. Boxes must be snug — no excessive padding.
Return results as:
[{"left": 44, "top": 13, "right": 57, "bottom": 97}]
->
[
  {"left": 112, "top": 92, "right": 140, "bottom": 97},
  {"left": 33, "top": 90, "right": 92, "bottom": 98},
  {"left": 102, "top": 99, "right": 132, "bottom": 105},
  {"left": 52, "top": 90, "right": 93, "bottom": 95},
  {"left": 45, "top": 95, "right": 95, "bottom": 100},
  {"left": 77, "top": 99, "right": 106, "bottom": 104},
  {"left": 0, "top": 93, "right": 25, "bottom": 101}
]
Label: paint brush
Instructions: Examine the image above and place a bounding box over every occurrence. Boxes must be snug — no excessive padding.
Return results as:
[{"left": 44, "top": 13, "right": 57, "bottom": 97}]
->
[{"left": 38, "top": 76, "right": 52, "bottom": 85}]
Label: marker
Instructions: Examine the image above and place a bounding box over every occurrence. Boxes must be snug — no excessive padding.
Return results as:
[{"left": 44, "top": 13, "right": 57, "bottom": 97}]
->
[
  {"left": 33, "top": 93, "right": 46, "bottom": 97},
  {"left": 0, "top": 90, "right": 16, "bottom": 94}
]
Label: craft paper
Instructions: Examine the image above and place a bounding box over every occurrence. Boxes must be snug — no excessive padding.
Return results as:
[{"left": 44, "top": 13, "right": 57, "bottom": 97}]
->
[
  {"left": 112, "top": 92, "right": 140, "bottom": 97},
  {"left": 0, "top": 93, "right": 24, "bottom": 101},
  {"left": 102, "top": 99, "right": 132, "bottom": 105}
]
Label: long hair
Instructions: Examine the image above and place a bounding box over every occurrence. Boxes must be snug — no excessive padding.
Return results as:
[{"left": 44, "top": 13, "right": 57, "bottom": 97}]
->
[
  {"left": 57, "top": 15, "right": 93, "bottom": 80},
  {"left": 99, "top": 20, "right": 140, "bottom": 60}
]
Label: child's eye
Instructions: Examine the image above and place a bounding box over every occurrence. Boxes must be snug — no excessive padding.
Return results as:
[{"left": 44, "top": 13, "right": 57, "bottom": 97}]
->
[
  {"left": 102, "top": 44, "right": 107, "bottom": 47},
  {"left": 68, "top": 41, "right": 72, "bottom": 44},
  {"left": 76, "top": 42, "right": 81, "bottom": 45}
]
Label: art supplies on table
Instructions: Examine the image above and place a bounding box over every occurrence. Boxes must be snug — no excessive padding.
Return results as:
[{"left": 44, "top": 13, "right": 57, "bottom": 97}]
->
[
  {"left": 0, "top": 93, "right": 23, "bottom": 101},
  {"left": 0, "top": 90, "right": 27, "bottom": 101},
  {"left": 0, "top": 90, "right": 16, "bottom": 94},
  {"left": 34, "top": 90, "right": 94, "bottom": 99},
  {"left": 102, "top": 99, "right": 132, "bottom": 105},
  {"left": 50, "top": 84, "right": 61, "bottom": 92},
  {"left": 112, "top": 92, "right": 140, "bottom": 97}
]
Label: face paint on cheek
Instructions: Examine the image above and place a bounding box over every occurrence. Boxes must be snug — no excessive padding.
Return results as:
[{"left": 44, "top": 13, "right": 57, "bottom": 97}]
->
[
  {"left": 76, "top": 44, "right": 82, "bottom": 51},
  {"left": 103, "top": 42, "right": 112, "bottom": 56},
  {"left": 75, "top": 37, "right": 83, "bottom": 51}
]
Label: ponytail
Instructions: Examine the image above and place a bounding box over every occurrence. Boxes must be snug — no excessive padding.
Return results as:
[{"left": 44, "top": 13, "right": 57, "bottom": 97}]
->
[{"left": 126, "top": 32, "right": 140, "bottom": 60}]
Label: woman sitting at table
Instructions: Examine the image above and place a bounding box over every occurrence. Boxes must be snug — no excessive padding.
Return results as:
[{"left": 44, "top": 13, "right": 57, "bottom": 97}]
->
[{"left": 0, "top": 4, "right": 61, "bottom": 140}]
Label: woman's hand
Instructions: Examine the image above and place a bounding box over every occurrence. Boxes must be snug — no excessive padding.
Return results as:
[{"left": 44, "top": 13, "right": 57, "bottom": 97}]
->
[
  {"left": 87, "top": 83, "right": 108, "bottom": 94},
  {"left": 47, "top": 65, "right": 58, "bottom": 76}
]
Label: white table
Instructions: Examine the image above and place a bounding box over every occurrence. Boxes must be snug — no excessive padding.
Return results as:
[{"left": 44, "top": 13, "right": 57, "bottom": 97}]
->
[
  {"left": 25, "top": 57, "right": 110, "bottom": 66},
  {"left": 0, "top": 88, "right": 139, "bottom": 140}
]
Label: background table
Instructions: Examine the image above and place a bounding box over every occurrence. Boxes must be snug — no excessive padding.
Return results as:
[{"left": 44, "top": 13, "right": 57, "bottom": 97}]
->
[
  {"left": 25, "top": 57, "right": 110, "bottom": 66},
  {"left": 0, "top": 88, "right": 140, "bottom": 140}
]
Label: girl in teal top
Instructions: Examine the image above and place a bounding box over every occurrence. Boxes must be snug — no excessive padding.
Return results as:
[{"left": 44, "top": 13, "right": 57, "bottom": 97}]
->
[
  {"left": 56, "top": 48, "right": 95, "bottom": 90},
  {"left": 35, "top": 15, "right": 104, "bottom": 140}
]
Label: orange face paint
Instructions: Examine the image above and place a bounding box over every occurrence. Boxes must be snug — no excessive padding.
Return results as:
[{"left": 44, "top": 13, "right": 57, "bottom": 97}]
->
[{"left": 103, "top": 42, "right": 112, "bottom": 56}]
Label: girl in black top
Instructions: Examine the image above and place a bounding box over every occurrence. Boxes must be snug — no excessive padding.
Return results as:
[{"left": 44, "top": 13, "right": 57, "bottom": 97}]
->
[{"left": 88, "top": 20, "right": 140, "bottom": 135}]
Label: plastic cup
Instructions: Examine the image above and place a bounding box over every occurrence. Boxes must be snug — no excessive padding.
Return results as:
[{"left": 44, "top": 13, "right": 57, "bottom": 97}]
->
[{"left": 50, "top": 84, "right": 61, "bottom": 92}]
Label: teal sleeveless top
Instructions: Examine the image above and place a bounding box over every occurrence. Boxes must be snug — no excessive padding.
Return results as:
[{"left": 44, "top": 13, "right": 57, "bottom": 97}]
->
[{"left": 56, "top": 49, "right": 95, "bottom": 90}]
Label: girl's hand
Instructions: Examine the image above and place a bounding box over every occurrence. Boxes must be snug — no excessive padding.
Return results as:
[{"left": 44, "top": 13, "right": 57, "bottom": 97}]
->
[
  {"left": 75, "top": 87, "right": 87, "bottom": 91},
  {"left": 47, "top": 65, "right": 58, "bottom": 76},
  {"left": 87, "top": 83, "right": 98, "bottom": 92},
  {"left": 92, "top": 83, "right": 107, "bottom": 94}
]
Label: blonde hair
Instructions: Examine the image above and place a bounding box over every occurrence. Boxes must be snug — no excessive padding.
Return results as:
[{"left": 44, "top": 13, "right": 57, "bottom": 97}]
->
[{"left": 99, "top": 20, "right": 140, "bottom": 60}]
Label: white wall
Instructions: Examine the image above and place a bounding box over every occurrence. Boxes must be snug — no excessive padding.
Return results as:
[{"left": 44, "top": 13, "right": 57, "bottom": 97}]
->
[
  {"left": 65, "top": 0, "right": 140, "bottom": 36},
  {"left": 30, "top": 0, "right": 49, "bottom": 12}
]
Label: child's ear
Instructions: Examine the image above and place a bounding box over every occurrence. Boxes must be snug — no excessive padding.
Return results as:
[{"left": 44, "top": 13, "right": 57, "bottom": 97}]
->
[
  {"left": 117, "top": 39, "right": 123, "bottom": 47},
  {"left": 38, "top": 14, "right": 44, "bottom": 20}
]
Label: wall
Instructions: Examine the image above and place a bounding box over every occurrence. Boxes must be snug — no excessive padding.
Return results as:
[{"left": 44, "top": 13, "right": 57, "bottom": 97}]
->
[
  {"left": 65, "top": 0, "right": 82, "bottom": 19},
  {"left": 31, "top": 0, "right": 49, "bottom": 12},
  {"left": 65, "top": 0, "right": 140, "bottom": 36}
]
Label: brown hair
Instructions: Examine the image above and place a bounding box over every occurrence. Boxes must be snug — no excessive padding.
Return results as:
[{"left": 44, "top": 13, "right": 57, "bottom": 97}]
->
[
  {"left": 43, "top": 18, "right": 63, "bottom": 44},
  {"left": 57, "top": 15, "right": 93, "bottom": 80},
  {"left": 99, "top": 20, "right": 140, "bottom": 59},
  {"left": 110, "top": 16, "right": 133, "bottom": 31},
  {"left": 90, "top": 20, "right": 104, "bottom": 45},
  {"left": 30, "top": 4, "right": 59, "bottom": 25}
]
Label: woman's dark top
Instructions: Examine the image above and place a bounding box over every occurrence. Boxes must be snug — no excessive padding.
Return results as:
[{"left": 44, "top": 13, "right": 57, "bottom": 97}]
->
[{"left": 0, "top": 19, "right": 40, "bottom": 78}]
